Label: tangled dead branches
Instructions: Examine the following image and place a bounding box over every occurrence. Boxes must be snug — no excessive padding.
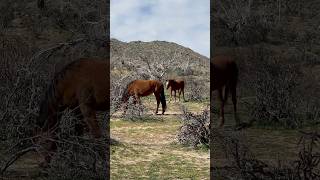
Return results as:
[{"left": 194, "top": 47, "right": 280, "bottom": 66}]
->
[
  {"left": 212, "top": 129, "right": 320, "bottom": 179},
  {"left": 176, "top": 105, "right": 210, "bottom": 148}
]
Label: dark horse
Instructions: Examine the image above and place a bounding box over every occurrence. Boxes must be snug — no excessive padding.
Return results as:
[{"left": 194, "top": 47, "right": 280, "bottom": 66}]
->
[
  {"left": 35, "top": 58, "right": 109, "bottom": 167},
  {"left": 212, "top": 55, "right": 239, "bottom": 127},
  {"left": 121, "top": 80, "right": 167, "bottom": 115},
  {"left": 166, "top": 79, "right": 185, "bottom": 102}
]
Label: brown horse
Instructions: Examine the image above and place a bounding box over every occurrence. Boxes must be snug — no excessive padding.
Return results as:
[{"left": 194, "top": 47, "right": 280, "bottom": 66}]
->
[
  {"left": 212, "top": 55, "right": 239, "bottom": 127},
  {"left": 35, "top": 58, "right": 109, "bottom": 167},
  {"left": 166, "top": 79, "right": 186, "bottom": 102},
  {"left": 121, "top": 80, "right": 167, "bottom": 115}
]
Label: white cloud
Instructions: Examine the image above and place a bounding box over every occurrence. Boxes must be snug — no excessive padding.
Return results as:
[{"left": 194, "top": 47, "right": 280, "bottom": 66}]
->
[{"left": 111, "top": 0, "right": 210, "bottom": 57}]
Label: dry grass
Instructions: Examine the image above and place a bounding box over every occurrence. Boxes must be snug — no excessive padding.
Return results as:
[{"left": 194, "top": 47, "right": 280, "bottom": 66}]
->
[
  {"left": 111, "top": 100, "right": 210, "bottom": 179},
  {"left": 211, "top": 100, "right": 320, "bottom": 178}
]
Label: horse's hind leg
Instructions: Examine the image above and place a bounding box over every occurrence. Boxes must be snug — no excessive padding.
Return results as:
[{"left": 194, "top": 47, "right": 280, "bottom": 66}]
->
[
  {"left": 174, "top": 90, "right": 177, "bottom": 102},
  {"left": 80, "top": 104, "right": 102, "bottom": 138},
  {"left": 231, "top": 86, "right": 239, "bottom": 125},
  {"left": 178, "top": 89, "right": 181, "bottom": 102},
  {"left": 224, "top": 86, "right": 229, "bottom": 102},
  {"left": 218, "top": 88, "right": 225, "bottom": 127},
  {"left": 154, "top": 94, "right": 160, "bottom": 115},
  {"left": 182, "top": 88, "right": 186, "bottom": 102}
]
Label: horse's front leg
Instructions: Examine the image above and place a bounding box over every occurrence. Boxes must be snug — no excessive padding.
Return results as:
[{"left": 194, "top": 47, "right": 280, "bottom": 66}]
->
[
  {"left": 36, "top": 112, "right": 61, "bottom": 168},
  {"left": 178, "top": 89, "right": 181, "bottom": 102},
  {"left": 133, "top": 93, "right": 143, "bottom": 115},
  {"left": 80, "top": 104, "right": 102, "bottom": 138},
  {"left": 122, "top": 98, "right": 128, "bottom": 115},
  {"left": 182, "top": 88, "right": 186, "bottom": 102},
  {"left": 174, "top": 90, "right": 177, "bottom": 102},
  {"left": 36, "top": 132, "right": 58, "bottom": 168},
  {"left": 136, "top": 95, "right": 143, "bottom": 115}
]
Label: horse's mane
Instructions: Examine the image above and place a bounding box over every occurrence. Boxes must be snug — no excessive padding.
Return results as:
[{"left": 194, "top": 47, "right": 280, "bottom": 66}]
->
[
  {"left": 37, "top": 60, "right": 82, "bottom": 128},
  {"left": 121, "top": 80, "right": 136, "bottom": 102}
]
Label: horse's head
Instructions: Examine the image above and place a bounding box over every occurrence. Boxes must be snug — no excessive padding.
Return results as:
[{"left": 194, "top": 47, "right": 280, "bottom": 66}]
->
[{"left": 166, "top": 79, "right": 172, "bottom": 89}]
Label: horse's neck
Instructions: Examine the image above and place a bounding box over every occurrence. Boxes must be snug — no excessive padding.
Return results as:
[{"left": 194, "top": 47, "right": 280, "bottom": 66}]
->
[{"left": 152, "top": 81, "right": 162, "bottom": 90}]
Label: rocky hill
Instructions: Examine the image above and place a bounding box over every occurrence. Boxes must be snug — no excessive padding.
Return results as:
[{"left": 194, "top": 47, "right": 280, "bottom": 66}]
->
[
  {"left": 110, "top": 38, "right": 209, "bottom": 79},
  {"left": 110, "top": 39, "right": 210, "bottom": 103}
]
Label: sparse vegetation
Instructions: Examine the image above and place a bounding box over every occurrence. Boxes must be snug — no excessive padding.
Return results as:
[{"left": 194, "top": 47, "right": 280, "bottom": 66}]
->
[
  {"left": 110, "top": 39, "right": 210, "bottom": 178},
  {"left": 111, "top": 101, "right": 210, "bottom": 179},
  {"left": 0, "top": 0, "right": 109, "bottom": 179},
  {"left": 212, "top": 0, "right": 320, "bottom": 178},
  {"left": 212, "top": 129, "right": 320, "bottom": 179},
  {"left": 177, "top": 105, "right": 210, "bottom": 148}
]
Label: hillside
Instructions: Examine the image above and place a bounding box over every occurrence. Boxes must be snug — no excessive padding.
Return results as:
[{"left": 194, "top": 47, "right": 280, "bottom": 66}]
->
[
  {"left": 110, "top": 38, "right": 209, "bottom": 77},
  {"left": 110, "top": 39, "right": 210, "bottom": 106}
]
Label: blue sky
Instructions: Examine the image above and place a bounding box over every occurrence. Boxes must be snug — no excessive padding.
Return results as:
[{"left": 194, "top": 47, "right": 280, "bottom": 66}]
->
[{"left": 111, "top": 0, "right": 210, "bottom": 57}]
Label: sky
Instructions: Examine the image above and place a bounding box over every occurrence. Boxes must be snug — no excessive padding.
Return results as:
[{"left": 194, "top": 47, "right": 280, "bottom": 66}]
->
[{"left": 111, "top": 0, "right": 210, "bottom": 57}]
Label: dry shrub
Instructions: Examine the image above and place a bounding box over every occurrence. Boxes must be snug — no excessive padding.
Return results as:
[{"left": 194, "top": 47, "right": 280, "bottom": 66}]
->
[
  {"left": 0, "top": 50, "right": 109, "bottom": 178},
  {"left": 121, "top": 97, "right": 150, "bottom": 121},
  {"left": 0, "top": 36, "right": 39, "bottom": 141},
  {"left": 186, "top": 78, "right": 208, "bottom": 102},
  {"left": 239, "top": 46, "right": 320, "bottom": 128},
  {"left": 0, "top": 0, "right": 109, "bottom": 178},
  {"left": 110, "top": 74, "right": 136, "bottom": 114},
  {"left": 44, "top": 115, "right": 108, "bottom": 179},
  {"left": 176, "top": 106, "right": 210, "bottom": 148},
  {"left": 212, "top": 129, "right": 320, "bottom": 179},
  {"left": 213, "top": 0, "right": 279, "bottom": 46}
]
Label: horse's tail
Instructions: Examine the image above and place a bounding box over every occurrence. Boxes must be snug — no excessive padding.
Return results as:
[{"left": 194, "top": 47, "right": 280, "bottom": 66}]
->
[{"left": 160, "top": 84, "right": 167, "bottom": 113}]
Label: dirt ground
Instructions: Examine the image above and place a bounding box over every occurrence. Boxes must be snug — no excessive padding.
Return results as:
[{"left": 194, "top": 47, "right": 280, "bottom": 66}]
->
[{"left": 111, "top": 99, "right": 210, "bottom": 179}]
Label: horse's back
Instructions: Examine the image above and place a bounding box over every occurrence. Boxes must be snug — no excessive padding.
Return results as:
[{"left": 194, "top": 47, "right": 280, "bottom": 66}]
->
[
  {"left": 127, "top": 80, "right": 162, "bottom": 96},
  {"left": 212, "top": 55, "right": 238, "bottom": 89},
  {"left": 177, "top": 79, "right": 185, "bottom": 85},
  {"left": 56, "top": 58, "right": 109, "bottom": 109},
  {"left": 174, "top": 79, "right": 184, "bottom": 90},
  {"left": 212, "top": 55, "right": 236, "bottom": 69}
]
